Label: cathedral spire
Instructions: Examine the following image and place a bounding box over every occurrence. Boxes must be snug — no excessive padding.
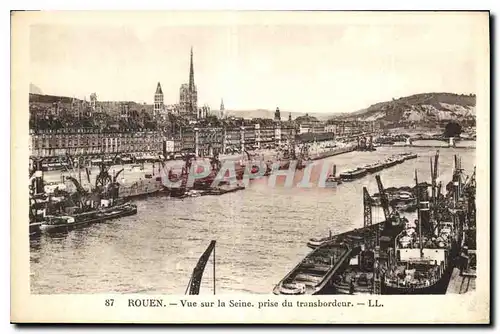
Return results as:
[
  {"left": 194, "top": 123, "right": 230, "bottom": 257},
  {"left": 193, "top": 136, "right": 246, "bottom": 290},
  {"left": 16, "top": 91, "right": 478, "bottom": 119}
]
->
[
  {"left": 189, "top": 47, "right": 195, "bottom": 91},
  {"left": 155, "top": 82, "right": 163, "bottom": 95}
]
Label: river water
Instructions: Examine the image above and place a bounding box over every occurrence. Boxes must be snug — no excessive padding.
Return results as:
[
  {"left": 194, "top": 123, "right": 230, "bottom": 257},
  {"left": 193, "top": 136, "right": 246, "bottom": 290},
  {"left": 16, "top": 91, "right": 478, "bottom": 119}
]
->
[{"left": 30, "top": 142, "right": 475, "bottom": 294}]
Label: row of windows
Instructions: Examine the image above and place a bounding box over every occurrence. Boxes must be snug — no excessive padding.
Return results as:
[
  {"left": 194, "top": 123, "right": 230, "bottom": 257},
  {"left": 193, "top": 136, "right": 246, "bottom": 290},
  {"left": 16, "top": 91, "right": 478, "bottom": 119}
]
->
[
  {"left": 31, "top": 133, "right": 293, "bottom": 150},
  {"left": 32, "top": 146, "right": 164, "bottom": 156}
]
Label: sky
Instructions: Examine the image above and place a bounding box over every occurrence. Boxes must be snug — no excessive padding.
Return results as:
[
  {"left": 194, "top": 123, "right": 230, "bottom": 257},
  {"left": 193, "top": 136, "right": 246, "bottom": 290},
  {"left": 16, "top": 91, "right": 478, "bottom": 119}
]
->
[{"left": 29, "top": 12, "right": 486, "bottom": 114}]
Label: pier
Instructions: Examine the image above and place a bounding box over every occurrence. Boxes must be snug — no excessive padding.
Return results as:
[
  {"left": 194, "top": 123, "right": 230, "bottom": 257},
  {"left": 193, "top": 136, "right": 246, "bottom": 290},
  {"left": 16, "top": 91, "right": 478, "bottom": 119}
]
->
[{"left": 446, "top": 269, "right": 476, "bottom": 294}]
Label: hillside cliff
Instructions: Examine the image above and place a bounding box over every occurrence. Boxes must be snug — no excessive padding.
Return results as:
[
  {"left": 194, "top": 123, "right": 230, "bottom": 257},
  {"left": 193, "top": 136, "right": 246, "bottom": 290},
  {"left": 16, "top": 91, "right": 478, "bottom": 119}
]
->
[{"left": 332, "top": 93, "right": 476, "bottom": 125}]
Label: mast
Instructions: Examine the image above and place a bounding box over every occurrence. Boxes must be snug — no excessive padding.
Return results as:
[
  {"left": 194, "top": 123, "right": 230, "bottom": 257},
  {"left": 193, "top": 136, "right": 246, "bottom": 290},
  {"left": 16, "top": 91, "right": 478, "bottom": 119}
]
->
[
  {"left": 78, "top": 157, "right": 82, "bottom": 185},
  {"left": 430, "top": 150, "right": 439, "bottom": 229},
  {"left": 453, "top": 154, "right": 461, "bottom": 206},
  {"left": 430, "top": 157, "right": 434, "bottom": 204},
  {"left": 415, "top": 170, "right": 423, "bottom": 258},
  {"left": 213, "top": 243, "right": 216, "bottom": 295}
]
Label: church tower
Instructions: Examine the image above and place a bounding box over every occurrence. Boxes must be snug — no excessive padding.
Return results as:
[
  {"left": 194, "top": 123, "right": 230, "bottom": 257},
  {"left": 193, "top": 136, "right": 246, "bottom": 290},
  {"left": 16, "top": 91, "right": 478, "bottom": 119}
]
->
[
  {"left": 220, "top": 98, "right": 225, "bottom": 118},
  {"left": 274, "top": 107, "right": 281, "bottom": 121},
  {"left": 188, "top": 47, "right": 198, "bottom": 115},
  {"left": 154, "top": 82, "right": 164, "bottom": 116},
  {"left": 179, "top": 47, "right": 198, "bottom": 117}
]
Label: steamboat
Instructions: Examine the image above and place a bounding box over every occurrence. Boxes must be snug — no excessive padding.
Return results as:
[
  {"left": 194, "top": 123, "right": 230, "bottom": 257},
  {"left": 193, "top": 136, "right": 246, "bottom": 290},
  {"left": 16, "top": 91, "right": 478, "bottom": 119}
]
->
[
  {"left": 381, "top": 154, "right": 471, "bottom": 294},
  {"left": 39, "top": 201, "right": 137, "bottom": 232},
  {"left": 29, "top": 154, "right": 139, "bottom": 237},
  {"left": 329, "top": 176, "right": 407, "bottom": 295}
]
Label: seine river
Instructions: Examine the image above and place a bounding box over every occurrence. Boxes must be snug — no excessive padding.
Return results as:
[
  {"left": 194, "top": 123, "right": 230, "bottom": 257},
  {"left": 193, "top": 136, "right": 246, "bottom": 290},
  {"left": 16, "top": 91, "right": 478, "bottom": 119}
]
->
[{"left": 30, "top": 141, "right": 476, "bottom": 294}]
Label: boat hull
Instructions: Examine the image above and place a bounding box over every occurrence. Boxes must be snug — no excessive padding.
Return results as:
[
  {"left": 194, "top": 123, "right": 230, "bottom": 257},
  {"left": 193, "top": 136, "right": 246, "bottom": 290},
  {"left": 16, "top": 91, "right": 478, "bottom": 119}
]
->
[
  {"left": 381, "top": 265, "right": 454, "bottom": 295},
  {"left": 365, "top": 165, "right": 384, "bottom": 173},
  {"left": 40, "top": 205, "right": 137, "bottom": 233},
  {"left": 324, "top": 181, "right": 340, "bottom": 188},
  {"left": 340, "top": 169, "right": 368, "bottom": 181},
  {"left": 273, "top": 243, "right": 355, "bottom": 295},
  {"left": 333, "top": 283, "right": 373, "bottom": 295}
]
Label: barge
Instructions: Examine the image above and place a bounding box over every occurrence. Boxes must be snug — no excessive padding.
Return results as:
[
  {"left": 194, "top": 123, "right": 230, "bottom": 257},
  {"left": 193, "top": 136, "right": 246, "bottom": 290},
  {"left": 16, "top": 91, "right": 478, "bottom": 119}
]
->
[
  {"left": 276, "top": 211, "right": 405, "bottom": 295},
  {"left": 273, "top": 242, "right": 358, "bottom": 295},
  {"left": 364, "top": 162, "right": 385, "bottom": 174},
  {"left": 340, "top": 167, "right": 367, "bottom": 181},
  {"left": 39, "top": 202, "right": 137, "bottom": 233}
]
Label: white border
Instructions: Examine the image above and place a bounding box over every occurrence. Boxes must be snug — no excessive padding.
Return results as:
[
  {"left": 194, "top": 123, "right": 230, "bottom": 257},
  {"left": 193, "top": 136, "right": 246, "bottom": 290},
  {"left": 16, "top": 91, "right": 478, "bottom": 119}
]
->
[{"left": 3, "top": 1, "right": 497, "bottom": 333}]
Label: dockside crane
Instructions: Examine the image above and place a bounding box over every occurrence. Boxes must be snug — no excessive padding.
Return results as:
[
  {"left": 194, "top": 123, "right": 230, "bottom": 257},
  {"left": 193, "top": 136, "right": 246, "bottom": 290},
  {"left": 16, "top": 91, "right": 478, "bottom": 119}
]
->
[
  {"left": 363, "top": 185, "right": 383, "bottom": 295},
  {"left": 186, "top": 240, "right": 217, "bottom": 295},
  {"left": 363, "top": 187, "right": 372, "bottom": 228},
  {"left": 375, "top": 174, "right": 391, "bottom": 221}
]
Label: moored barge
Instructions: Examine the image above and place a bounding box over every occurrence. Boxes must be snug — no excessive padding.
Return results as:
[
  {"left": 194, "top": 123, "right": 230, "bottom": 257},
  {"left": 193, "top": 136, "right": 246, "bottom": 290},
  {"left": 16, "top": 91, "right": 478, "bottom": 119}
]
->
[
  {"left": 364, "top": 162, "right": 385, "bottom": 173},
  {"left": 339, "top": 167, "right": 367, "bottom": 181},
  {"left": 39, "top": 202, "right": 137, "bottom": 233},
  {"left": 273, "top": 242, "right": 358, "bottom": 295}
]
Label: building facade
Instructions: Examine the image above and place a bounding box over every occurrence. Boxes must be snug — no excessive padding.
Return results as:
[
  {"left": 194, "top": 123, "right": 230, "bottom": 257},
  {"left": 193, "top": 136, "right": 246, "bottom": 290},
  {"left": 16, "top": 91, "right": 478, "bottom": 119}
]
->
[
  {"left": 299, "top": 122, "right": 326, "bottom": 134},
  {"left": 29, "top": 119, "right": 370, "bottom": 160},
  {"left": 29, "top": 129, "right": 166, "bottom": 159}
]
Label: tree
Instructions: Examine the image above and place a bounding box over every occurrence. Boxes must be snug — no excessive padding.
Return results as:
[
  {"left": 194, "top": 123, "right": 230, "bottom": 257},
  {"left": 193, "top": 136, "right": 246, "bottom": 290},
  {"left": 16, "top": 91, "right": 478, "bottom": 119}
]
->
[{"left": 443, "top": 121, "right": 462, "bottom": 138}]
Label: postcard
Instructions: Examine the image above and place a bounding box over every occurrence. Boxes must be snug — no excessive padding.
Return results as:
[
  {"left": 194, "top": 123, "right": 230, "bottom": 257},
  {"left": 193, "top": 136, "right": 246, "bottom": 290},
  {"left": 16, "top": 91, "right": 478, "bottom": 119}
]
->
[{"left": 11, "top": 10, "right": 490, "bottom": 324}]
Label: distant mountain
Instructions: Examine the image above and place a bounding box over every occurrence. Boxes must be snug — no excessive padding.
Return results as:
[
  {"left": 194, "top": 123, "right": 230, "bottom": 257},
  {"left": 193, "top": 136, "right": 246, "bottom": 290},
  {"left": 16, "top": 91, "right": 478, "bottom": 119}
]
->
[
  {"left": 329, "top": 93, "right": 476, "bottom": 125},
  {"left": 225, "top": 109, "right": 335, "bottom": 121},
  {"left": 29, "top": 83, "right": 43, "bottom": 95}
]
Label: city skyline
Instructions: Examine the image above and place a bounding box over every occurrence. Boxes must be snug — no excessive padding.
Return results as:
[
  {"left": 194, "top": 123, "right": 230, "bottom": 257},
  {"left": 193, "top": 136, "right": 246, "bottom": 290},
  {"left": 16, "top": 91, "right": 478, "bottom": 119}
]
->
[{"left": 30, "top": 12, "right": 483, "bottom": 114}]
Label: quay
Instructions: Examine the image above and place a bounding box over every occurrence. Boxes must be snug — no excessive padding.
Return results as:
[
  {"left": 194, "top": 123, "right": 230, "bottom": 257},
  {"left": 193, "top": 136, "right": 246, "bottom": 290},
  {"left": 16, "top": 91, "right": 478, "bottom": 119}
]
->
[
  {"left": 308, "top": 145, "right": 356, "bottom": 161},
  {"left": 446, "top": 269, "right": 476, "bottom": 294},
  {"left": 274, "top": 152, "right": 476, "bottom": 295},
  {"left": 387, "top": 144, "right": 475, "bottom": 150}
]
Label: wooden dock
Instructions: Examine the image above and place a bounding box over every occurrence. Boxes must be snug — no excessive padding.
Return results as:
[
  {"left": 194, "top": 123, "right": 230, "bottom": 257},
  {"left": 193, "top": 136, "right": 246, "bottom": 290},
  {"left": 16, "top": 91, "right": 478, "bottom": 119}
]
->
[{"left": 446, "top": 268, "right": 476, "bottom": 294}]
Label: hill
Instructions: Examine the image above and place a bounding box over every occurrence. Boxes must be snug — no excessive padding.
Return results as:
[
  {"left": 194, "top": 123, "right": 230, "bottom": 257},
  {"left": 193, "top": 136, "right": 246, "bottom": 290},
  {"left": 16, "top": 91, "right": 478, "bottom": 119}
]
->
[{"left": 330, "top": 93, "right": 476, "bottom": 126}]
